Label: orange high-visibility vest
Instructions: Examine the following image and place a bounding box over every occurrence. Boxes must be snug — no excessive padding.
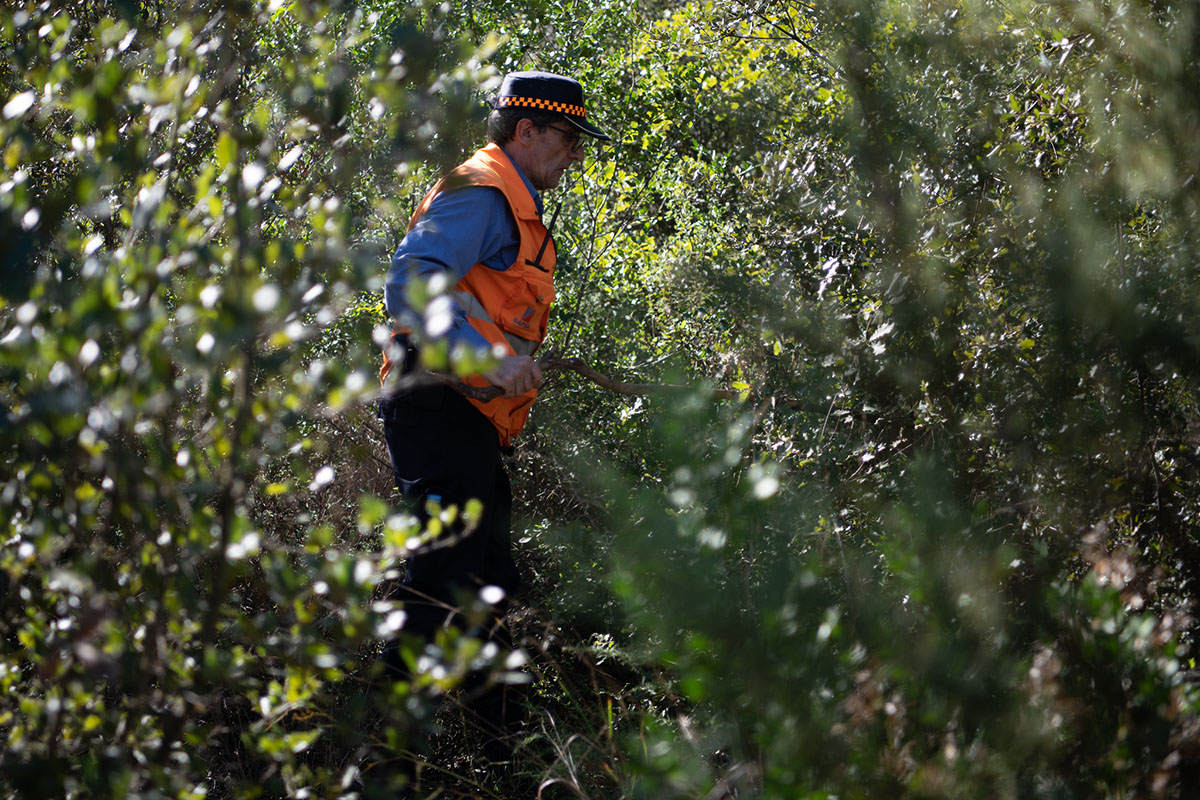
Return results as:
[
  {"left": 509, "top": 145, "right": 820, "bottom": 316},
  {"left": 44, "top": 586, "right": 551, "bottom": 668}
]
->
[{"left": 380, "top": 143, "right": 556, "bottom": 445}]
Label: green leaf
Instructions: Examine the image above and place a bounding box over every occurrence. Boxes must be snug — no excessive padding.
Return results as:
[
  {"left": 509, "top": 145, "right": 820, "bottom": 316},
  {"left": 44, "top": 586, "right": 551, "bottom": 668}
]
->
[{"left": 216, "top": 131, "right": 237, "bottom": 172}]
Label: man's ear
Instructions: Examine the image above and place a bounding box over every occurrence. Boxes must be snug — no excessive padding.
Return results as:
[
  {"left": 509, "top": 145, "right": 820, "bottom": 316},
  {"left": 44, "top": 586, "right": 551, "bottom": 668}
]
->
[{"left": 513, "top": 117, "right": 537, "bottom": 145}]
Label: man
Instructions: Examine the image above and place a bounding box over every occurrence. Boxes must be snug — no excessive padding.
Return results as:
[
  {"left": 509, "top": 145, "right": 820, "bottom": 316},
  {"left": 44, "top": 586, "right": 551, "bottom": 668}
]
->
[{"left": 377, "top": 71, "right": 609, "bottom": 663}]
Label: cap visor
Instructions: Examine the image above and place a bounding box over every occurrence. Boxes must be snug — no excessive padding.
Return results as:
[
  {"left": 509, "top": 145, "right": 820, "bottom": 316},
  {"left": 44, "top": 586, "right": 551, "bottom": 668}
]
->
[{"left": 564, "top": 117, "right": 612, "bottom": 141}]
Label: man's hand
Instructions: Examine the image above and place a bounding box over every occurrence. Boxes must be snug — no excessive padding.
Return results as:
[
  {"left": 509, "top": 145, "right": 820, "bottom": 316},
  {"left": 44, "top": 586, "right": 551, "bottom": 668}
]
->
[{"left": 484, "top": 355, "right": 543, "bottom": 397}]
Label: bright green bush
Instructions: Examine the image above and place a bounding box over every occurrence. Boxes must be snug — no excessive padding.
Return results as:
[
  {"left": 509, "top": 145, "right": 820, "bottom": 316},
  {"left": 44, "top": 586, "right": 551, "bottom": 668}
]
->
[
  {"left": 0, "top": 1, "right": 504, "bottom": 796},
  {"left": 508, "top": 0, "right": 1200, "bottom": 796}
]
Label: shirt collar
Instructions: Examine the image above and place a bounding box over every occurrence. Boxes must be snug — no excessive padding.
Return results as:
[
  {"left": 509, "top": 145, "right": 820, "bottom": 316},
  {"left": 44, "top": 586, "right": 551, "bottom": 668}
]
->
[{"left": 496, "top": 147, "right": 544, "bottom": 216}]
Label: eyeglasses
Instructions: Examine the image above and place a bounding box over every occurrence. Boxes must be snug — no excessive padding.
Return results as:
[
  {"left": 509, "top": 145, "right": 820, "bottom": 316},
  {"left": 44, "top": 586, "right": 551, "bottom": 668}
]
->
[{"left": 544, "top": 124, "right": 586, "bottom": 153}]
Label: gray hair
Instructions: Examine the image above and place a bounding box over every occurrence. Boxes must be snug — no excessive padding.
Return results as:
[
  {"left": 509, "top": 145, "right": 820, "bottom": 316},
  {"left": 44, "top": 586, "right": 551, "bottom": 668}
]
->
[{"left": 487, "top": 107, "right": 564, "bottom": 145}]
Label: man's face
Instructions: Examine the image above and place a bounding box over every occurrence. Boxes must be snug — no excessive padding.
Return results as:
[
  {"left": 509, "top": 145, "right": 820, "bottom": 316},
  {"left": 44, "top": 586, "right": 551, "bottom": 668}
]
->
[{"left": 523, "top": 122, "right": 587, "bottom": 191}]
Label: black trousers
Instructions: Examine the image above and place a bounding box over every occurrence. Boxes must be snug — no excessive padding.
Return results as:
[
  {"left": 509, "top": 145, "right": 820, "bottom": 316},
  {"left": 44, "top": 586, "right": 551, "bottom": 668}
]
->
[
  {"left": 378, "top": 384, "right": 527, "bottom": 765},
  {"left": 377, "top": 383, "right": 523, "bottom": 640}
]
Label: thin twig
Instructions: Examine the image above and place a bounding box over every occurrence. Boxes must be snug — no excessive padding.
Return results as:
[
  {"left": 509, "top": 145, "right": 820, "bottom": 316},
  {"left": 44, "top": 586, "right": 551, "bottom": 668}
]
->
[{"left": 399, "top": 357, "right": 804, "bottom": 409}]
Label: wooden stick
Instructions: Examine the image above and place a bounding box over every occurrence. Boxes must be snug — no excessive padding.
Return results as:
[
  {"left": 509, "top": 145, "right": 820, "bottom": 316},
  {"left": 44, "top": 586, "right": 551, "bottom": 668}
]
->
[{"left": 408, "top": 357, "right": 804, "bottom": 409}]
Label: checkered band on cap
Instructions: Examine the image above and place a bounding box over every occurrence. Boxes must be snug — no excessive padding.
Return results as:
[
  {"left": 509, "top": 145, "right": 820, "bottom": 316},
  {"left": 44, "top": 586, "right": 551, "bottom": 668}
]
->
[{"left": 496, "top": 95, "right": 587, "bottom": 119}]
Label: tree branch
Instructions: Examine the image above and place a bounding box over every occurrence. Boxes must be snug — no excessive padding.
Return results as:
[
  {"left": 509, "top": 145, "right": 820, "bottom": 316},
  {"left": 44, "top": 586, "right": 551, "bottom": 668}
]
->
[{"left": 395, "top": 357, "right": 804, "bottom": 410}]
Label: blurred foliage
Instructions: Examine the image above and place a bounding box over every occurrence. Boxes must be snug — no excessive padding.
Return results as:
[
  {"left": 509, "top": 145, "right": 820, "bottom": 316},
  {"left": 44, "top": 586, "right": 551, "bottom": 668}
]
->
[
  {"left": 3, "top": 0, "right": 1200, "bottom": 798},
  {"left": 0, "top": 0, "right": 505, "bottom": 796}
]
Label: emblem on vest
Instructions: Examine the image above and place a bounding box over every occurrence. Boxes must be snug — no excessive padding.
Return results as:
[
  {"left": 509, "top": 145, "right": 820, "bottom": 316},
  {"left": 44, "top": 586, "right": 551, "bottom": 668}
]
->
[{"left": 513, "top": 306, "right": 535, "bottom": 328}]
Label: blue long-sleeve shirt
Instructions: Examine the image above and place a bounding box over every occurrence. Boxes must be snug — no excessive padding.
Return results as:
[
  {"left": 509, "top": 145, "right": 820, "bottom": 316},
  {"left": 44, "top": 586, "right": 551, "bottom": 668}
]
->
[{"left": 386, "top": 152, "right": 543, "bottom": 350}]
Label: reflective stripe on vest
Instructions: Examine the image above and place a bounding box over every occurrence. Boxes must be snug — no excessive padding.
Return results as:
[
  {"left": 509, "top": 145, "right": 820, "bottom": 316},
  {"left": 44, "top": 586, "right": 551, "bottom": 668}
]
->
[
  {"left": 450, "top": 289, "right": 539, "bottom": 356},
  {"left": 380, "top": 143, "right": 555, "bottom": 445}
]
